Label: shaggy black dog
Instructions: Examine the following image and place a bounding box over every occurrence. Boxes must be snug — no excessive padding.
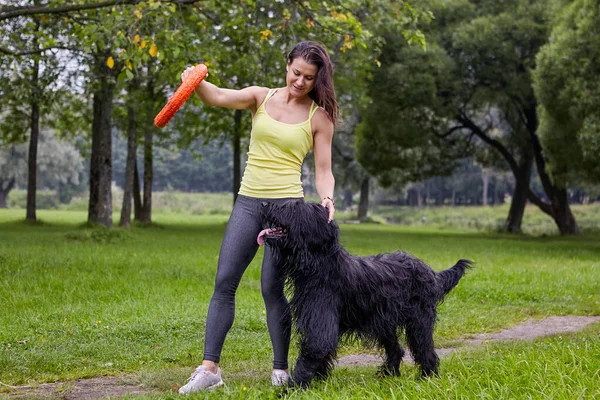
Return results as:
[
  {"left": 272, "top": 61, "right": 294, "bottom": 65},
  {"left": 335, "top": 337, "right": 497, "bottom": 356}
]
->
[{"left": 258, "top": 200, "right": 472, "bottom": 388}]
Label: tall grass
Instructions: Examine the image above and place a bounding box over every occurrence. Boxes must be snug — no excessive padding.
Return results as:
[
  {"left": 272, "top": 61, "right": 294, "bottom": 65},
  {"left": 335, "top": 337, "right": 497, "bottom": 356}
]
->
[
  {"left": 0, "top": 209, "right": 598, "bottom": 399},
  {"left": 6, "top": 189, "right": 234, "bottom": 216},
  {"left": 6, "top": 189, "right": 600, "bottom": 236}
]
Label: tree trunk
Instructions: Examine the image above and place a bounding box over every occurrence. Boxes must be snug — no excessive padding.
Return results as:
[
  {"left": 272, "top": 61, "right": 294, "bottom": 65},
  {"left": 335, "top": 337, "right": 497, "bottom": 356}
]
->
[
  {"left": 232, "top": 109, "right": 242, "bottom": 205},
  {"left": 139, "top": 80, "right": 158, "bottom": 225},
  {"left": 0, "top": 178, "right": 16, "bottom": 208},
  {"left": 416, "top": 185, "right": 423, "bottom": 208},
  {"left": 407, "top": 188, "right": 415, "bottom": 206},
  {"left": 88, "top": 55, "right": 115, "bottom": 228},
  {"left": 492, "top": 175, "right": 499, "bottom": 205},
  {"left": 133, "top": 161, "right": 142, "bottom": 221},
  {"left": 26, "top": 56, "right": 40, "bottom": 222},
  {"left": 119, "top": 104, "right": 137, "bottom": 227},
  {"left": 550, "top": 188, "right": 580, "bottom": 235},
  {"left": 451, "top": 188, "right": 456, "bottom": 206},
  {"left": 504, "top": 154, "right": 532, "bottom": 233},
  {"left": 343, "top": 188, "right": 353, "bottom": 210},
  {"left": 481, "top": 168, "right": 490, "bottom": 206},
  {"left": 525, "top": 106, "right": 580, "bottom": 235},
  {"left": 139, "top": 127, "right": 153, "bottom": 224},
  {"left": 357, "top": 176, "right": 369, "bottom": 221},
  {"left": 458, "top": 111, "right": 580, "bottom": 235}
]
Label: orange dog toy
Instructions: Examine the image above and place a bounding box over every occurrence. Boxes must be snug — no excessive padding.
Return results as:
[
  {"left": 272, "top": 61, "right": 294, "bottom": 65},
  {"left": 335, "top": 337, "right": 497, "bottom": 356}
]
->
[{"left": 154, "top": 64, "right": 208, "bottom": 128}]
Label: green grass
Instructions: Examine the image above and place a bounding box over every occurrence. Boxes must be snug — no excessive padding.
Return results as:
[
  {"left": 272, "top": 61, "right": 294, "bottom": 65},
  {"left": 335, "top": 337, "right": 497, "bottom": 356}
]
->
[{"left": 0, "top": 208, "right": 599, "bottom": 399}]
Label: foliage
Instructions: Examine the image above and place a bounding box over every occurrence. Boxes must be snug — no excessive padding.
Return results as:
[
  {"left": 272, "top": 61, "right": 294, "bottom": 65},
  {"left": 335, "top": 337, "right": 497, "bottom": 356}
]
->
[
  {"left": 0, "top": 130, "right": 84, "bottom": 190},
  {"left": 356, "top": 35, "right": 464, "bottom": 187},
  {"left": 533, "top": 0, "right": 600, "bottom": 185},
  {"left": 0, "top": 0, "right": 70, "bottom": 143}
]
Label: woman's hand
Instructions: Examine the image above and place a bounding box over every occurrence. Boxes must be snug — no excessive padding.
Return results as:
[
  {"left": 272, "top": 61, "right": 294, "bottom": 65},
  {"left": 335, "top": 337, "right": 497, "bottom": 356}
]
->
[
  {"left": 321, "top": 197, "right": 335, "bottom": 223},
  {"left": 181, "top": 65, "right": 207, "bottom": 82}
]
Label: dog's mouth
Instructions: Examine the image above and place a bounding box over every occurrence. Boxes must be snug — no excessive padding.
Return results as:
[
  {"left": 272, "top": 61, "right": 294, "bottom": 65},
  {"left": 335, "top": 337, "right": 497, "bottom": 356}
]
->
[{"left": 257, "top": 227, "right": 286, "bottom": 246}]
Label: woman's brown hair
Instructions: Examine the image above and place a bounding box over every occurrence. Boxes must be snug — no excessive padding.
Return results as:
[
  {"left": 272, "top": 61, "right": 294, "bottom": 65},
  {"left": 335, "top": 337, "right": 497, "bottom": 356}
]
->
[{"left": 287, "top": 41, "right": 339, "bottom": 125}]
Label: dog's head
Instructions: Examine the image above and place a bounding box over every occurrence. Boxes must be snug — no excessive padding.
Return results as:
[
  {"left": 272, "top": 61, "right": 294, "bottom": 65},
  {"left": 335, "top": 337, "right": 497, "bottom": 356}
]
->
[{"left": 258, "top": 200, "right": 340, "bottom": 253}]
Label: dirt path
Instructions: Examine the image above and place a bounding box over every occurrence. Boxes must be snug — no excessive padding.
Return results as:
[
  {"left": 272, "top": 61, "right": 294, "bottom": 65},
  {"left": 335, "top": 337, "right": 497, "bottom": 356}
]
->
[
  {"left": 4, "top": 316, "right": 599, "bottom": 399},
  {"left": 337, "top": 315, "right": 600, "bottom": 367}
]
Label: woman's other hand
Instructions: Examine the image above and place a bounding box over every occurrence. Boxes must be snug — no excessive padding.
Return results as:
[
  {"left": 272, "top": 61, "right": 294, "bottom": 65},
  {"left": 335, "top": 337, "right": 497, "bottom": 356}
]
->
[
  {"left": 181, "top": 66, "right": 194, "bottom": 82},
  {"left": 321, "top": 197, "right": 335, "bottom": 223}
]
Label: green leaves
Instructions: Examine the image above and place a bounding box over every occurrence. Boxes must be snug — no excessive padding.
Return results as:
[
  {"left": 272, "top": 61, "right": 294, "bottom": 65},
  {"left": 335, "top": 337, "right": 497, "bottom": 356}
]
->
[{"left": 533, "top": 0, "right": 600, "bottom": 185}]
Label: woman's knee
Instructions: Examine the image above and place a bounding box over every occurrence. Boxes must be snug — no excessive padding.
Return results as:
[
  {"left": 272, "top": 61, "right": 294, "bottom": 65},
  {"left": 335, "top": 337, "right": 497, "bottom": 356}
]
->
[
  {"left": 213, "top": 271, "right": 242, "bottom": 298},
  {"left": 261, "top": 279, "right": 286, "bottom": 305}
]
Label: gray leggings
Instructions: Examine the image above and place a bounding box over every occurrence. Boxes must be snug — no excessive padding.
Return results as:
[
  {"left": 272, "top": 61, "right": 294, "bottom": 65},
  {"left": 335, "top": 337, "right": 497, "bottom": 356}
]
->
[{"left": 203, "top": 194, "right": 296, "bottom": 369}]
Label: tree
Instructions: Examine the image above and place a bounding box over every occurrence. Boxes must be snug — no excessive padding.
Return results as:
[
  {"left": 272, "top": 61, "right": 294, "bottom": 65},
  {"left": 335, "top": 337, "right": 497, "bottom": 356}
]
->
[
  {"left": 356, "top": 35, "right": 466, "bottom": 190},
  {"left": 67, "top": 1, "right": 203, "bottom": 227},
  {"left": 358, "top": 0, "right": 582, "bottom": 234},
  {"left": 0, "top": 2, "right": 65, "bottom": 222},
  {"left": 109, "top": 1, "right": 217, "bottom": 225},
  {"left": 448, "top": 0, "right": 580, "bottom": 234},
  {"left": 533, "top": 0, "right": 600, "bottom": 187}
]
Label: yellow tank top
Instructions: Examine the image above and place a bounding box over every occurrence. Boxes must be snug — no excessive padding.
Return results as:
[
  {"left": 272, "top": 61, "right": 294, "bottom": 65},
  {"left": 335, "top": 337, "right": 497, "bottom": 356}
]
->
[{"left": 239, "top": 88, "right": 317, "bottom": 198}]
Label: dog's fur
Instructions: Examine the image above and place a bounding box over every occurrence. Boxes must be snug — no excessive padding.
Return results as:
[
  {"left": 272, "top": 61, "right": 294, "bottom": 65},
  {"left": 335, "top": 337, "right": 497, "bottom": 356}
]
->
[{"left": 260, "top": 200, "right": 472, "bottom": 387}]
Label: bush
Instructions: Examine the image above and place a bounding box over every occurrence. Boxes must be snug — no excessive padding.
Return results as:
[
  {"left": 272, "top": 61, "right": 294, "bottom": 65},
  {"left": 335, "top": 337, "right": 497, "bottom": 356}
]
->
[{"left": 7, "top": 190, "right": 61, "bottom": 209}]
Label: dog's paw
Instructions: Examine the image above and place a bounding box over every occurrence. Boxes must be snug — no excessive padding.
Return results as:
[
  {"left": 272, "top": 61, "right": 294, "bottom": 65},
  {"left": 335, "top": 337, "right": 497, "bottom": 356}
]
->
[{"left": 287, "top": 378, "right": 311, "bottom": 389}]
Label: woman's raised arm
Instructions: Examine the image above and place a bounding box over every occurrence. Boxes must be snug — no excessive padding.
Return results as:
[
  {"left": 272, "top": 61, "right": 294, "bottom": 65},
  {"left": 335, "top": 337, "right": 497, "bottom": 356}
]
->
[{"left": 181, "top": 66, "right": 266, "bottom": 112}]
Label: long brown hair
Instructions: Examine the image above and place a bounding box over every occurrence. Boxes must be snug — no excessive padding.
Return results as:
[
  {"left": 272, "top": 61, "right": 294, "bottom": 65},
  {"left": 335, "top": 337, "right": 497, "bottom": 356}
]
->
[{"left": 287, "top": 41, "right": 339, "bottom": 125}]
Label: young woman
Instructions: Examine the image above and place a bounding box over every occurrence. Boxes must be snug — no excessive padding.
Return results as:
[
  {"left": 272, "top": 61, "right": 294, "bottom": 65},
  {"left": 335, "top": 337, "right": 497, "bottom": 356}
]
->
[{"left": 178, "top": 41, "right": 338, "bottom": 393}]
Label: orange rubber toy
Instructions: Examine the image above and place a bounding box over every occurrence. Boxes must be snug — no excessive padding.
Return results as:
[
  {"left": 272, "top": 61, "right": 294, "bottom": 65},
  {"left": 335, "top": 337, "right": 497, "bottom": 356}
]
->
[{"left": 154, "top": 64, "right": 208, "bottom": 128}]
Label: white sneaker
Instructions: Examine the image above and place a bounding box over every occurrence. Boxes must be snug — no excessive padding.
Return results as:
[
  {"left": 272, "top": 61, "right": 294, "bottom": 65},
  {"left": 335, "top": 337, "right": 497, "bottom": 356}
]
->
[
  {"left": 271, "top": 369, "right": 290, "bottom": 386},
  {"left": 179, "top": 365, "right": 224, "bottom": 394}
]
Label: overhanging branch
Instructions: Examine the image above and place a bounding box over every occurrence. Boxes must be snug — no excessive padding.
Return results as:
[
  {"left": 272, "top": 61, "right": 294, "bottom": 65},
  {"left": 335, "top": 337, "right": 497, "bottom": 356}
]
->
[
  {"left": 0, "top": 0, "right": 199, "bottom": 20},
  {"left": 456, "top": 111, "right": 520, "bottom": 176},
  {"left": 0, "top": 45, "right": 81, "bottom": 56}
]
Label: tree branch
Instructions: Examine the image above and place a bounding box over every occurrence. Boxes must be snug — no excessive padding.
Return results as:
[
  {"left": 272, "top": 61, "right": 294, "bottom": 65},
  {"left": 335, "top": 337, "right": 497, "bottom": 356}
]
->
[
  {"left": 0, "top": 0, "right": 199, "bottom": 20},
  {"left": 436, "top": 124, "right": 466, "bottom": 139},
  {"left": 522, "top": 105, "right": 557, "bottom": 200},
  {"left": 0, "top": 45, "right": 81, "bottom": 56},
  {"left": 526, "top": 187, "right": 553, "bottom": 215},
  {"left": 456, "top": 111, "right": 521, "bottom": 177}
]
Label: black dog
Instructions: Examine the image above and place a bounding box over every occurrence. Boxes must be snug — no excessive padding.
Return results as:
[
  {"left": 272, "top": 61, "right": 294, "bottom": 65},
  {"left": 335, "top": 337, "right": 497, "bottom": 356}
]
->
[{"left": 258, "top": 200, "right": 472, "bottom": 387}]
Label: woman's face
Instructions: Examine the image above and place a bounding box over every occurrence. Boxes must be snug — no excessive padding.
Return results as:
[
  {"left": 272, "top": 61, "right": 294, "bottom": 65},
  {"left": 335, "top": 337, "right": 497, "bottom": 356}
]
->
[{"left": 286, "top": 57, "right": 318, "bottom": 98}]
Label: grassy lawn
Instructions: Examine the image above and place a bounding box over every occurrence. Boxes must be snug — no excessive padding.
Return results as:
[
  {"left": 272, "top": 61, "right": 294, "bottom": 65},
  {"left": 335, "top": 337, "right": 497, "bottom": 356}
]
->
[{"left": 0, "top": 207, "right": 599, "bottom": 399}]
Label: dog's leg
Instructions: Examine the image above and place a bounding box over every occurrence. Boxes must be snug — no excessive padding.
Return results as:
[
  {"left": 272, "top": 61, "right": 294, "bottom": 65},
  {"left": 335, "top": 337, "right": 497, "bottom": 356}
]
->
[
  {"left": 293, "top": 354, "right": 336, "bottom": 388},
  {"left": 314, "top": 358, "right": 335, "bottom": 380},
  {"left": 377, "top": 331, "right": 405, "bottom": 377},
  {"left": 406, "top": 314, "right": 439, "bottom": 377},
  {"left": 292, "top": 305, "right": 339, "bottom": 388}
]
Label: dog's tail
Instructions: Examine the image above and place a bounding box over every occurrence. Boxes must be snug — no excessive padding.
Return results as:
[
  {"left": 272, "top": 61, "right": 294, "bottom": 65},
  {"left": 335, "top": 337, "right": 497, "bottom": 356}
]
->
[{"left": 437, "top": 259, "right": 473, "bottom": 299}]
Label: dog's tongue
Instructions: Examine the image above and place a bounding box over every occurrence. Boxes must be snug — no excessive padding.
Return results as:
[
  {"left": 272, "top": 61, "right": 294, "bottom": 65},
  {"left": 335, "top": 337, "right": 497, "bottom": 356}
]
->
[
  {"left": 257, "top": 229, "right": 268, "bottom": 246},
  {"left": 257, "top": 228, "right": 281, "bottom": 246}
]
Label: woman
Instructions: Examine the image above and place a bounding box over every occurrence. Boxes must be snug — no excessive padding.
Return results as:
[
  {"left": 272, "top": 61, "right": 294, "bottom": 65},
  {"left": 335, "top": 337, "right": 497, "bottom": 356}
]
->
[{"left": 178, "top": 41, "right": 337, "bottom": 393}]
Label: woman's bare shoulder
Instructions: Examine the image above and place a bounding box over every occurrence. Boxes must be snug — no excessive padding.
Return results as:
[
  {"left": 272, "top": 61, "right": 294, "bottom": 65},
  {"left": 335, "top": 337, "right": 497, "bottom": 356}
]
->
[
  {"left": 247, "top": 86, "right": 271, "bottom": 108},
  {"left": 312, "top": 107, "right": 334, "bottom": 136}
]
